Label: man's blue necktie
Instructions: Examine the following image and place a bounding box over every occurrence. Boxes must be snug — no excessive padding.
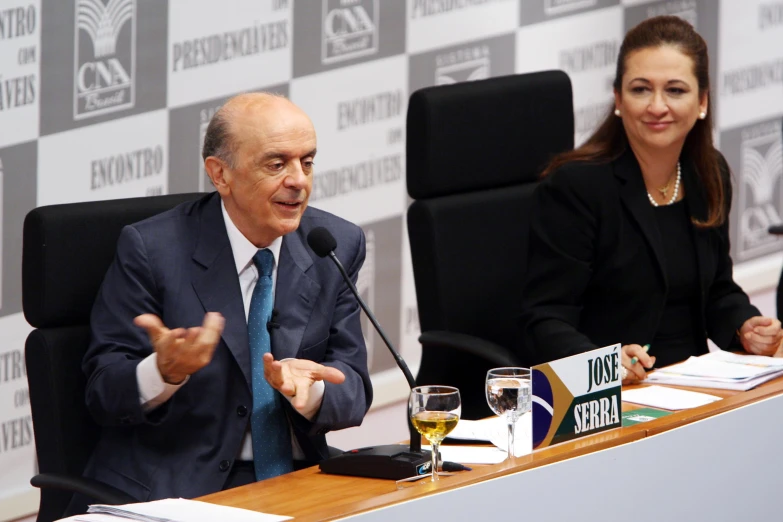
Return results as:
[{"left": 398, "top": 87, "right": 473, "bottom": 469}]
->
[{"left": 248, "top": 249, "right": 293, "bottom": 481}]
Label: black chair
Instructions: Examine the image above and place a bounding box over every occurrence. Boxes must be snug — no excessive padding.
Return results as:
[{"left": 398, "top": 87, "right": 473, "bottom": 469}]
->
[
  {"left": 768, "top": 224, "right": 783, "bottom": 320},
  {"left": 769, "top": 120, "right": 783, "bottom": 320},
  {"left": 23, "top": 193, "right": 202, "bottom": 522},
  {"left": 406, "top": 71, "right": 574, "bottom": 419}
]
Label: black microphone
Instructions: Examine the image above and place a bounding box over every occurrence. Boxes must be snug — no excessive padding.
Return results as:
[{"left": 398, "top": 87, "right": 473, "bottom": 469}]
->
[
  {"left": 266, "top": 309, "right": 280, "bottom": 331},
  {"left": 307, "top": 227, "right": 432, "bottom": 480}
]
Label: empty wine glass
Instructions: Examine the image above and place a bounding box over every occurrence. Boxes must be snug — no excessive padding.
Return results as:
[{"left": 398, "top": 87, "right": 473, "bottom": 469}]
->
[
  {"left": 409, "top": 385, "right": 461, "bottom": 482},
  {"left": 486, "top": 368, "right": 531, "bottom": 459}
]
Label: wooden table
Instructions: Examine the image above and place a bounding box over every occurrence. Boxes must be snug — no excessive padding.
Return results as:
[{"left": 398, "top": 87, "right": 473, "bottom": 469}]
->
[{"left": 200, "top": 376, "right": 783, "bottom": 521}]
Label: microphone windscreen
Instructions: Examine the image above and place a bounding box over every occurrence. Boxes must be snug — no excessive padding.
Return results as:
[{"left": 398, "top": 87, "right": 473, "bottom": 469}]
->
[{"left": 307, "top": 227, "right": 338, "bottom": 258}]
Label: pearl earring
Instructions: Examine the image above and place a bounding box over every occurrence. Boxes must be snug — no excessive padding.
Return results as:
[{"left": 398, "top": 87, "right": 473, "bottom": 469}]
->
[
  {"left": 699, "top": 111, "right": 706, "bottom": 119},
  {"left": 614, "top": 109, "right": 621, "bottom": 117}
]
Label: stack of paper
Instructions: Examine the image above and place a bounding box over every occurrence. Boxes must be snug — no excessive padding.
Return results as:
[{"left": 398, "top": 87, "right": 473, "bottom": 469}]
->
[
  {"left": 65, "top": 498, "right": 291, "bottom": 522},
  {"left": 644, "top": 350, "right": 783, "bottom": 391}
]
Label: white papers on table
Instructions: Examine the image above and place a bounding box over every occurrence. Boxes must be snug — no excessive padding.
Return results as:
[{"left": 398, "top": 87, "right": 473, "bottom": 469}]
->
[
  {"left": 644, "top": 350, "right": 783, "bottom": 391},
  {"left": 422, "top": 444, "right": 508, "bottom": 464},
  {"left": 68, "top": 513, "right": 120, "bottom": 522},
  {"left": 448, "top": 417, "right": 496, "bottom": 442},
  {"left": 68, "top": 498, "right": 291, "bottom": 522},
  {"left": 446, "top": 412, "right": 532, "bottom": 458},
  {"left": 622, "top": 385, "right": 721, "bottom": 410}
]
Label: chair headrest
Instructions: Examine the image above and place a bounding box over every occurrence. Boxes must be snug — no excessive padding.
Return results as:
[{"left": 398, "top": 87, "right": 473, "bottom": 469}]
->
[
  {"left": 406, "top": 70, "right": 575, "bottom": 200},
  {"left": 23, "top": 193, "right": 203, "bottom": 328}
]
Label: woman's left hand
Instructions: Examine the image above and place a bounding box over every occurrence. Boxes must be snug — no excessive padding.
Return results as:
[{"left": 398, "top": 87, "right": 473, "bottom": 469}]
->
[{"left": 739, "top": 316, "right": 783, "bottom": 356}]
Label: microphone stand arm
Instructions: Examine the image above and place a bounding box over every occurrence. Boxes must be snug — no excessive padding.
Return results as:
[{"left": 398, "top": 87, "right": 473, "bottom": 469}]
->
[{"left": 328, "top": 251, "right": 421, "bottom": 453}]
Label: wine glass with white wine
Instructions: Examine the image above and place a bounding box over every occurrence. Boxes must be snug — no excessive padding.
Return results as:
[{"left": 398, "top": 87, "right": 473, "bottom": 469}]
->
[
  {"left": 486, "top": 368, "right": 531, "bottom": 459},
  {"left": 409, "top": 386, "right": 461, "bottom": 482}
]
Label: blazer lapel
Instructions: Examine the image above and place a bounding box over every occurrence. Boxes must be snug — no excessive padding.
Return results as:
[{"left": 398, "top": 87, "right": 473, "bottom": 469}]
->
[
  {"left": 271, "top": 231, "right": 321, "bottom": 360},
  {"left": 190, "top": 195, "right": 251, "bottom": 388},
  {"left": 614, "top": 149, "right": 668, "bottom": 287},
  {"left": 682, "top": 160, "right": 711, "bottom": 299}
]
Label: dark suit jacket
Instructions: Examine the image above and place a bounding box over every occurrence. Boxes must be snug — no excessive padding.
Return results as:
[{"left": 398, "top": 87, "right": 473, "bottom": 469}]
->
[
  {"left": 520, "top": 148, "right": 758, "bottom": 365},
  {"left": 80, "top": 192, "right": 372, "bottom": 501}
]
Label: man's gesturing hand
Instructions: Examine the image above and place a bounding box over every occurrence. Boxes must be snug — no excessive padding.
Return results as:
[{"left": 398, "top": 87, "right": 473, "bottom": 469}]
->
[
  {"left": 135, "top": 312, "right": 225, "bottom": 385},
  {"left": 263, "top": 353, "right": 345, "bottom": 411}
]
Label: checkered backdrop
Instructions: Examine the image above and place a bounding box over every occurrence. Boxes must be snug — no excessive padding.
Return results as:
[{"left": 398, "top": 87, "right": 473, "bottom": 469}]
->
[{"left": 0, "top": 0, "right": 781, "bottom": 517}]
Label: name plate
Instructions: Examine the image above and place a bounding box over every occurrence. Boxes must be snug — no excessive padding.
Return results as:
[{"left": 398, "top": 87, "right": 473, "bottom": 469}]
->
[{"left": 532, "top": 344, "right": 622, "bottom": 449}]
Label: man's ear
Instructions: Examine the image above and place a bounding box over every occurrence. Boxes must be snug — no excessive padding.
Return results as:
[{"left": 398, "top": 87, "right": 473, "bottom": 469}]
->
[{"left": 204, "top": 157, "right": 229, "bottom": 195}]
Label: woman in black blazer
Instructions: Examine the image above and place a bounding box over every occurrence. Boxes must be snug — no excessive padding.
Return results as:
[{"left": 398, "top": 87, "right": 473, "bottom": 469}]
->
[{"left": 520, "top": 16, "right": 783, "bottom": 383}]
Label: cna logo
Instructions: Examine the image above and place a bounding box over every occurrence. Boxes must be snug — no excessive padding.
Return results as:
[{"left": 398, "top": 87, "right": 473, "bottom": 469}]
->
[
  {"left": 357, "top": 229, "right": 376, "bottom": 368},
  {"left": 738, "top": 126, "right": 783, "bottom": 260},
  {"left": 544, "top": 0, "right": 597, "bottom": 16},
  {"left": 321, "top": 0, "right": 379, "bottom": 64},
  {"left": 435, "top": 45, "right": 490, "bottom": 85},
  {"left": 645, "top": 1, "right": 697, "bottom": 28},
  {"left": 73, "top": 0, "right": 136, "bottom": 120}
]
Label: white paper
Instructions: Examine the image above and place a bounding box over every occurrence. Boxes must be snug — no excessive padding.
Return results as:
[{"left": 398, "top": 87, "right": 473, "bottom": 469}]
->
[
  {"left": 487, "top": 412, "right": 533, "bottom": 457},
  {"left": 422, "top": 444, "right": 508, "bottom": 464},
  {"left": 644, "top": 371, "right": 781, "bottom": 391},
  {"left": 653, "top": 351, "right": 783, "bottom": 381},
  {"left": 70, "top": 516, "right": 130, "bottom": 522},
  {"left": 447, "top": 417, "right": 496, "bottom": 442},
  {"left": 622, "top": 385, "right": 721, "bottom": 410},
  {"left": 446, "top": 413, "right": 532, "bottom": 458},
  {"left": 645, "top": 350, "right": 783, "bottom": 390},
  {"left": 708, "top": 350, "right": 783, "bottom": 368},
  {"left": 86, "top": 498, "right": 291, "bottom": 522}
]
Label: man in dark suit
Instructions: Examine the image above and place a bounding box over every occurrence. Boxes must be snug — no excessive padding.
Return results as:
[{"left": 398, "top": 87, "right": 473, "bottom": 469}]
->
[{"left": 79, "top": 93, "right": 372, "bottom": 502}]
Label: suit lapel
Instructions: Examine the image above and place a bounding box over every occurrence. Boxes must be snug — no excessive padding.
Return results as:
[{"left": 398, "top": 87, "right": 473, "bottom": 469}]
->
[
  {"left": 271, "top": 231, "right": 321, "bottom": 360},
  {"left": 190, "top": 195, "right": 252, "bottom": 388},
  {"left": 614, "top": 149, "right": 668, "bottom": 287}
]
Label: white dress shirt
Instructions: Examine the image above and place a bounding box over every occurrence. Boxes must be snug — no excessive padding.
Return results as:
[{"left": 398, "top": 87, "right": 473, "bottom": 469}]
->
[{"left": 136, "top": 200, "right": 324, "bottom": 460}]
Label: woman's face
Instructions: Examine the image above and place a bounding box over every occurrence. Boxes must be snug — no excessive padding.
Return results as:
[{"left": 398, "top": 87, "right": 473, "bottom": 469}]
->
[{"left": 614, "top": 45, "right": 708, "bottom": 155}]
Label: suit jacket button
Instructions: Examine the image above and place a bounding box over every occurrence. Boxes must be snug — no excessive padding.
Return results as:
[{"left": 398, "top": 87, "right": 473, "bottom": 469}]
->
[
  {"left": 237, "top": 405, "right": 248, "bottom": 417},
  {"left": 219, "top": 460, "right": 231, "bottom": 472}
]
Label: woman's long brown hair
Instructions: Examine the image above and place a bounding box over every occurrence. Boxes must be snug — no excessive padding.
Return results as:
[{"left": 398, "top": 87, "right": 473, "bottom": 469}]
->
[{"left": 542, "top": 15, "right": 724, "bottom": 228}]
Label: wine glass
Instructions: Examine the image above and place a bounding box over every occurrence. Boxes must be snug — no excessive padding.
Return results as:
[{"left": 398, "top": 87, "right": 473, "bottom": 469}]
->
[
  {"left": 409, "top": 386, "right": 461, "bottom": 482},
  {"left": 486, "top": 367, "right": 531, "bottom": 459}
]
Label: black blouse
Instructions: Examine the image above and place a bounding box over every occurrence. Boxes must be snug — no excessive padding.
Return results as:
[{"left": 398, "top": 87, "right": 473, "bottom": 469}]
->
[{"left": 651, "top": 199, "right": 704, "bottom": 368}]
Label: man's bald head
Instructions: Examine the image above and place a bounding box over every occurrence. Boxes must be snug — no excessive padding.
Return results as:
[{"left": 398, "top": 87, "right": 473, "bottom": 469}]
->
[
  {"left": 201, "top": 92, "right": 317, "bottom": 247},
  {"left": 201, "top": 92, "right": 306, "bottom": 169}
]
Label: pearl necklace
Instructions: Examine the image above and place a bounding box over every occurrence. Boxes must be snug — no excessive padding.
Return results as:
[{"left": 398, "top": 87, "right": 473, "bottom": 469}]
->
[{"left": 647, "top": 162, "right": 681, "bottom": 207}]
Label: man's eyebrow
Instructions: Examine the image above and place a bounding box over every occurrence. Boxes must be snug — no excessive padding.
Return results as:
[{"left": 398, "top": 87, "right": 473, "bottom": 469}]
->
[
  {"left": 258, "top": 149, "right": 318, "bottom": 162},
  {"left": 260, "top": 151, "right": 287, "bottom": 162}
]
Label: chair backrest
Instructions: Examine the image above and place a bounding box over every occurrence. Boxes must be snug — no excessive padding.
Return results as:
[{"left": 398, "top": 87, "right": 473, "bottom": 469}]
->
[
  {"left": 23, "top": 193, "right": 202, "bottom": 521},
  {"left": 406, "top": 71, "right": 574, "bottom": 419}
]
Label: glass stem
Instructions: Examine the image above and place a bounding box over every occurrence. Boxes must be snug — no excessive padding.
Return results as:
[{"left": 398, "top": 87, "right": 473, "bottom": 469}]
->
[
  {"left": 430, "top": 441, "right": 440, "bottom": 482},
  {"left": 507, "top": 417, "right": 515, "bottom": 458}
]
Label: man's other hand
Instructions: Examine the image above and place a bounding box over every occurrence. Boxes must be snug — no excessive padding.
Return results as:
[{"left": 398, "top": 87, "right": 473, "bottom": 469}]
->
[
  {"left": 135, "top": 312, "right": 225, "bottom": 384},
  {"left": 262, "top": 353, "right": 345, "bottom": 411}
]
